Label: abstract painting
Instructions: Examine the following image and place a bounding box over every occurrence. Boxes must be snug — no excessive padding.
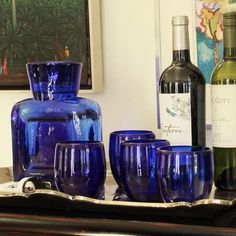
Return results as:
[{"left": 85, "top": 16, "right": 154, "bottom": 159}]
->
[{"left": 195, "top": 0, "right": 236, "bottom": 83}]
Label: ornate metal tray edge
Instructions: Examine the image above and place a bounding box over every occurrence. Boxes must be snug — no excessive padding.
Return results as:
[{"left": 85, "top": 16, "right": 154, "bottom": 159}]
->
[{"left": 0, "top": 189, "right": 235, "bottom": 209}]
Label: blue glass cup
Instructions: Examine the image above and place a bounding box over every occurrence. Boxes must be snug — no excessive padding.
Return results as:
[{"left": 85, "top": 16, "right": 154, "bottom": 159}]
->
[
  {"left": 119, "top": 139, "right": 170, "bottom": 202},
  {"left": 109, "top": 130, "right": 156, "bottom": 186},
  {"left": 157, "top": 146, "right": 214, "bottom": 203},
  {"left": 54, "top": 141, "right": 106, "bottom": 198},
  {"left": 27, "top": 61, "right": 82, "bottom": 100}
]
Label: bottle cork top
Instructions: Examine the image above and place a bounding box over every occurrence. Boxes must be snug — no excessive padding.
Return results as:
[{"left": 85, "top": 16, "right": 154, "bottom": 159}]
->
[{"left": 172, "top": 16, "right": 189, "bottom": 26}]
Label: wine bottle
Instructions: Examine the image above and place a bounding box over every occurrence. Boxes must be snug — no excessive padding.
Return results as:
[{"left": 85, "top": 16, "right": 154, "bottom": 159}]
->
[
  {"left": 159, "top": 16, "right": 206, "bottom": 146},
  {"left": 211, "top": 11, "right": 236, "bottom": 190}
]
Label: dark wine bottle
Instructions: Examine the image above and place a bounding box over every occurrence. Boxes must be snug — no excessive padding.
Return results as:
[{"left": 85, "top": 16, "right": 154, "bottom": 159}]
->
[
  {"left": 211, "top": 11, "right": 236, "bottom": 190},
  {"left": 159, "top": 16, "right": 206, "bottom": 146}
]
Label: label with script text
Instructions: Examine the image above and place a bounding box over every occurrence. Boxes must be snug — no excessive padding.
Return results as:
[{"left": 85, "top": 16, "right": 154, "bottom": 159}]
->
[
  {"left": 212, "top": 85, "right": 236, "bottom": 147},
  {"left": 159, "top": 93, "right": 192, "bottom": 145}
]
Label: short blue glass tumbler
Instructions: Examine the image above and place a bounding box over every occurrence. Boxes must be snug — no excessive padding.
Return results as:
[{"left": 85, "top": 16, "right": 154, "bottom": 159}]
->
[
  {"left": 54, "top": 141, "right": 106, "bottom": 197},
  {"left": 11, "top": 61, "right": 102, "bottom": 188},
  {"left": 157, "top": 146, "right": 214, "bottom": 203},
  {"left": 120, "top": 139, "right": 170, "bottom": 202},
  {"left": 109, "top": 130, "right": 155, "bottom": 187}
]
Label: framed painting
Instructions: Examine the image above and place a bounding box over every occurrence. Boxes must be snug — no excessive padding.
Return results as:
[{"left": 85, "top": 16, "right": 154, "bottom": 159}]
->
[
  {"left": 195, "top": 0, "right": 236, "bottom": 84},
  {"left": 0, "top": 0, "right": 103, "bottom": 92}
]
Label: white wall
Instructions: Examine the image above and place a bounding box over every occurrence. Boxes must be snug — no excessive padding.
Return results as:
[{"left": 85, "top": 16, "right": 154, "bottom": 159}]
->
[
  {"left": 0, "top": 0, "right": 158, "bottom": 167},
  {"left": 0, "top": 0, "right": 212, "bottom": 167},
  {"left": 159, "top": 0, "right": 197, "bottom": 69}
]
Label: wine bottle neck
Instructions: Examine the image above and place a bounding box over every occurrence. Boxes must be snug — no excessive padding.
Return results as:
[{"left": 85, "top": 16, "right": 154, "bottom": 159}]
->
[
  {"left": 172, "top": 17, "right": 190, "bottom": 62},
  {"left": 172, "top": 50, "right": 190, "bottom": 62},
  {"left": 223, "top": 27, "right": 236, "bottom": 59}
]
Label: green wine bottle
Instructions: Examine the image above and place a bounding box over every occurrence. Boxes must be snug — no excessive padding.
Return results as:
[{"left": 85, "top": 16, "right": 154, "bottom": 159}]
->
[{"left": 211, "top": 11, "right": 236, "bottom": 190}]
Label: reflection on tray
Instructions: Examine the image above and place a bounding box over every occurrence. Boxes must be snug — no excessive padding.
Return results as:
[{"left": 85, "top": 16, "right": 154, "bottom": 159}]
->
[
  {"left": 0, "top": 174, "right": 235, "bottom": 227},
  {"left": 0, "top": 174, "right": 235, "bottom": 208},
  {"left": 213, "top": 188, "right": 236, "bottom": 201}
]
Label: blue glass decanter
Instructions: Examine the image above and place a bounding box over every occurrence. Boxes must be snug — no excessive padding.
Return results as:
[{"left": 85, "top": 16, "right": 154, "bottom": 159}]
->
[{"left": 11, "top": 61, "right": 102, "bottom": 188}]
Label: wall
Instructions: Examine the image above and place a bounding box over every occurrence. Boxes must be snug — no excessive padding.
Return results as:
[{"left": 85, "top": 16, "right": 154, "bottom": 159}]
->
[
  {"left": 159, "top": 0, "right": 196, "bottom": 69},
  {"left": 0, "top": 0, "right": 158, "bottom": 167},
  {"left": 0, "top": 0, "right": 212, "bottom": 168}
]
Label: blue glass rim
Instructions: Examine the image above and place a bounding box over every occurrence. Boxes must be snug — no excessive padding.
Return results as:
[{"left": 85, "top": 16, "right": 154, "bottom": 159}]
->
[
  {"left": 56, "top": 140, "right": 104, "bottom": 148},
  {"left": 158, "top": 145, "right": 212, "bottom": 154},
  {"left": 121, "top": 139, "right": 169, "bottom": 147},
  {"left": 26, "top": 61, "right": 82, "bottom": 66},
  {"left": 110, "top": 130, "right": 154, "bottom": 136}
]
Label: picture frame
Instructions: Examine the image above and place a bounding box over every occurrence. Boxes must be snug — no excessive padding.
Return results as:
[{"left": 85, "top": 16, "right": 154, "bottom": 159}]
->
[{"left": 0, "top": 0, "right": 103, "bottom": 93}]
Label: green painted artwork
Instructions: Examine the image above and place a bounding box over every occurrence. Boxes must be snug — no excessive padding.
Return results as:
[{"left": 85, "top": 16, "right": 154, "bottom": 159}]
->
[
  {"left": 195, "top": 0, "right": 236, "bottom": 83},
  {"left": 0, "top": 0, "right": 91, "bottom": 89}
]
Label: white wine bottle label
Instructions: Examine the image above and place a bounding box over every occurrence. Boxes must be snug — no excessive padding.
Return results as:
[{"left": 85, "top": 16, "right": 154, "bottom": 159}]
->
[
  {"left": 212, "top": 85, "right": 236, "bottom": 147},
  {"left": 159, "top": 93, "right": 192, "bottom": 145}
]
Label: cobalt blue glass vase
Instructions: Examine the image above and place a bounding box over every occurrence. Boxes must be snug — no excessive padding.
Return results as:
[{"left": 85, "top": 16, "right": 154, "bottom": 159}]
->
[{"left": 11, "top": 61, "right": 102, "bottom": 188}]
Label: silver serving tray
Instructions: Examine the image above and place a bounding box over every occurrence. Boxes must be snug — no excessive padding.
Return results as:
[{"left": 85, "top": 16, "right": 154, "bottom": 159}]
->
[
  {"left": 0, "top": 189, "right": 235, "bottom": 222},
  {"left": 0, "top": 174, "right": 235, "bottom": 226},
  {"left": 0, "top": 188, "right": 234, "bottom": 208}
]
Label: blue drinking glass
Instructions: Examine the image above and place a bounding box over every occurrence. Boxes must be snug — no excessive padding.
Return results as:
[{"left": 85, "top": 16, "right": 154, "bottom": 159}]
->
[
  {"left": 157, "top": 146, "right": 214, "bottom": 203},
  {"left": 109, "top": 130, "right": 156, "bottom": 187},
  {"left": 120, "top": 139, "right": 170, "bottom": 202},
  {"left": 54, "top": 141, "right": 106, "bottom": 198},
  {"left": 27, "top": 61, "right": 81, "bottom": 100}
]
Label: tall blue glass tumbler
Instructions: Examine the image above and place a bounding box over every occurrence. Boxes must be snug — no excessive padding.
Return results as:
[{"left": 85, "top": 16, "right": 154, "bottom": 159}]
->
[
  {"left": 109, "top": 130, "right": 156, "bottom": 186},
  {"left": 120, "top": 139, "right": 170, "bottom": 202},
  {"left": 54, "top": 141, "right": 106, "bottom": 197},
  {"left": 157, "top": 146, "right": 214, "bottom": 203},
  {"left": 11, "top": 61, "right": 102, "bottom": 187}
]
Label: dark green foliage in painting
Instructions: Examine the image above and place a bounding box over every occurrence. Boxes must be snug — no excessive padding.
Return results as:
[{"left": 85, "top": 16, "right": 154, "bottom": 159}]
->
[
  {"left": 0, "top": 0, "right": 89, "bottom": 86},
  {"left": 229, "top": 0, "right": 236, "bottom": 3}
]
